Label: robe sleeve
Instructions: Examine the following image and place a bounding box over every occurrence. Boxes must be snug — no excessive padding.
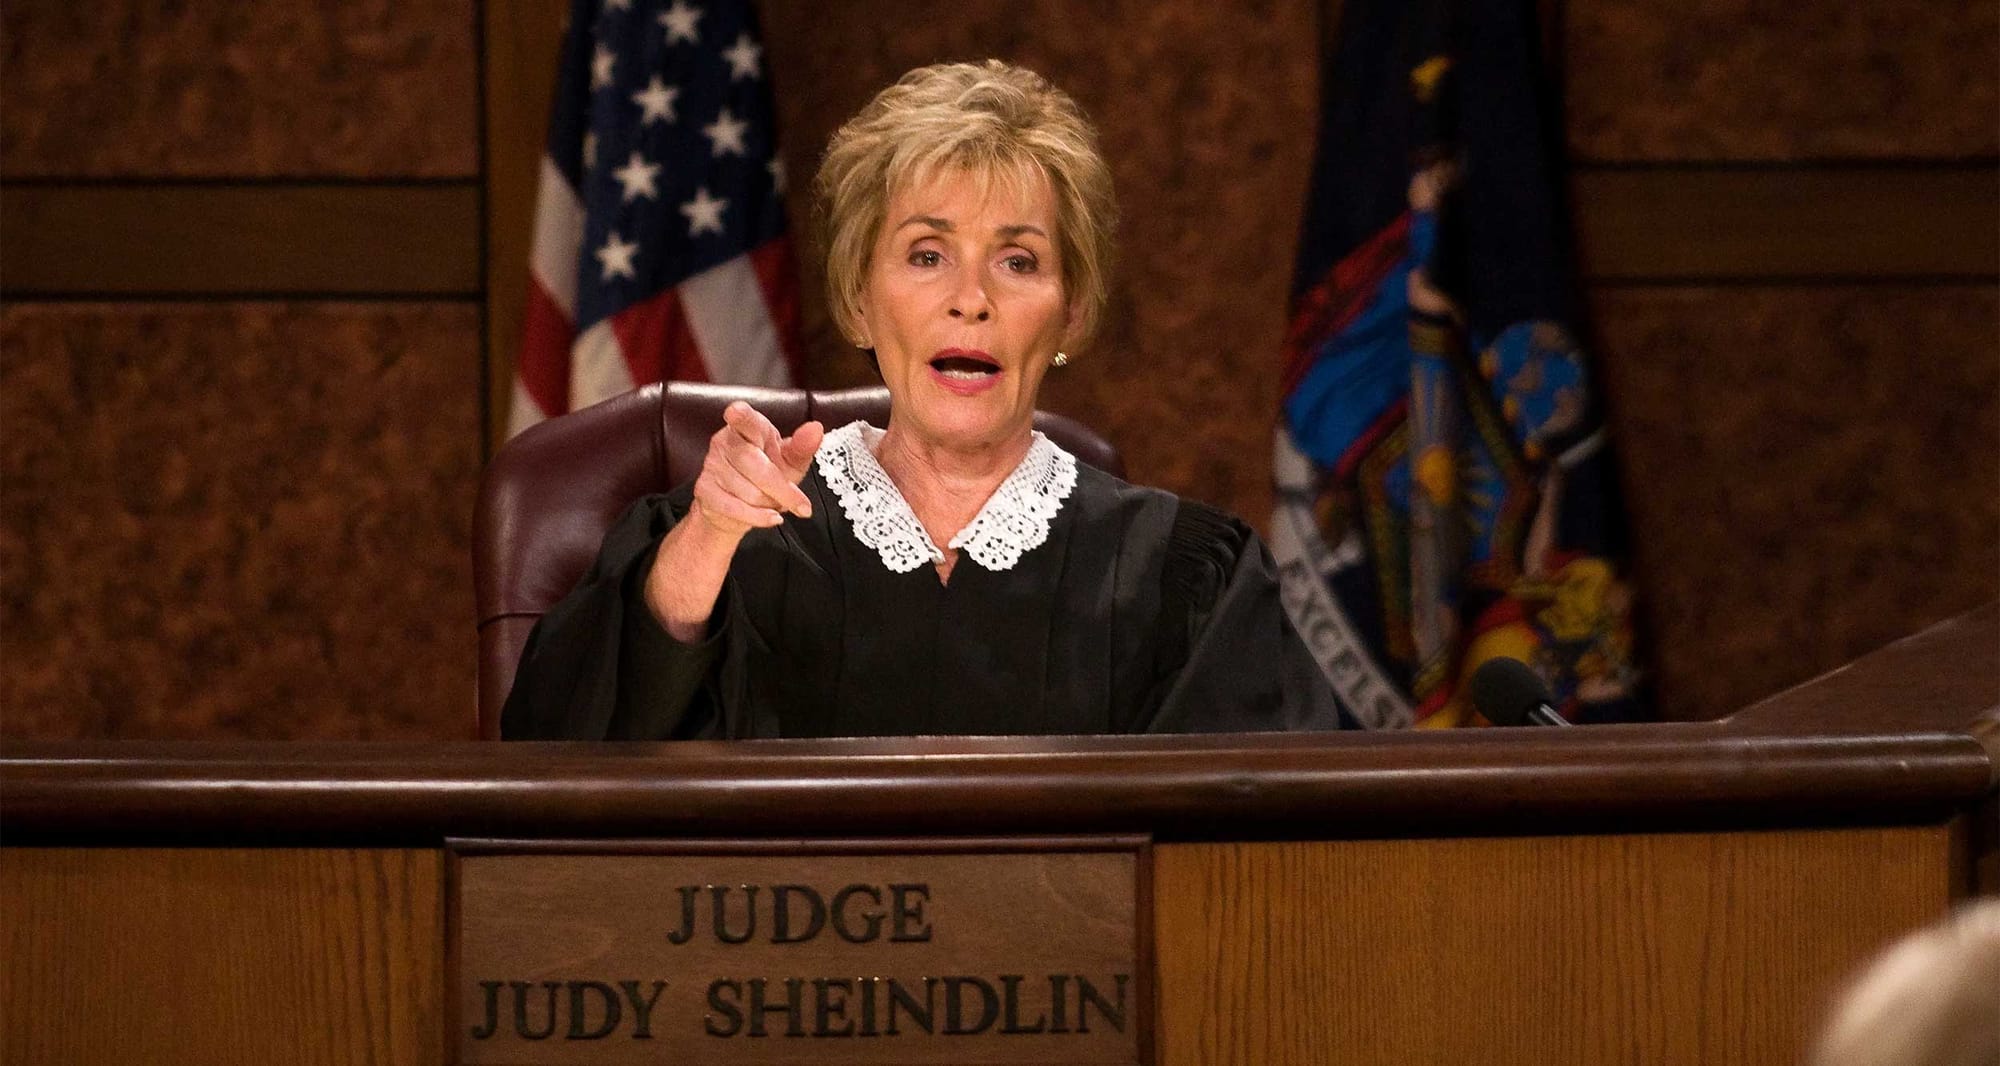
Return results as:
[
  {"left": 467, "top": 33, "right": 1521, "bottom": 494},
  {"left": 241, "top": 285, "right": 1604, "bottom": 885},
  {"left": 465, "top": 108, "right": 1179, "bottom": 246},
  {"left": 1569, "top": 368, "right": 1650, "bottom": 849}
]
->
[
  {"left": 1141, "top": 501, "right": 1360, "bottom": 733},
  {"left": 498, "top": 488, "right": 729, "bottom": 740}
]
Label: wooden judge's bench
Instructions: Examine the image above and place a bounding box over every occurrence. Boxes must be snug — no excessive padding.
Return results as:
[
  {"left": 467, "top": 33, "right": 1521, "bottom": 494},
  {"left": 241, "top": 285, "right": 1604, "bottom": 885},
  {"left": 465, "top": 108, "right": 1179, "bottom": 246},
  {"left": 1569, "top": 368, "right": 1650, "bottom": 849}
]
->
[{"left": 5, "top": 605, "right": 1995, "bottom": 1066}]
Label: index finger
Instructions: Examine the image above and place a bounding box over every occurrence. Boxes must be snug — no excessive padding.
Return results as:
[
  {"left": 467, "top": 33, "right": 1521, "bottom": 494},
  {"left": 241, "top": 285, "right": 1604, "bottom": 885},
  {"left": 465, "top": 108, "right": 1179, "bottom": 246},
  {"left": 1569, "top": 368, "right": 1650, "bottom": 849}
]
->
[{"left": 721, "top": 400, "right": 781, "bottom": 449}]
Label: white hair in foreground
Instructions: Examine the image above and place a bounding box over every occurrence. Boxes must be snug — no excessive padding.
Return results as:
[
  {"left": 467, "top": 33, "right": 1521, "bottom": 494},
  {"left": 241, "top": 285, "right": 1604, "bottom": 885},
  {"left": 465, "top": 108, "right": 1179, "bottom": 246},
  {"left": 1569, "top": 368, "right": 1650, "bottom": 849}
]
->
[{"left": 1813, "top": 897, "right": 2000, "bottom": 1066}]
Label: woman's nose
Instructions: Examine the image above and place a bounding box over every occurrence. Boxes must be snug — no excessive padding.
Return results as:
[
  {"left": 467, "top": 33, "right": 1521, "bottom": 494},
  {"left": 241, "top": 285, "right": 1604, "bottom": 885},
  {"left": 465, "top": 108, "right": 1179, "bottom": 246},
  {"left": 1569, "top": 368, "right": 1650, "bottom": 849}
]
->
[{"left": 948, "top": 270, "right": 992, "bottom": 322}]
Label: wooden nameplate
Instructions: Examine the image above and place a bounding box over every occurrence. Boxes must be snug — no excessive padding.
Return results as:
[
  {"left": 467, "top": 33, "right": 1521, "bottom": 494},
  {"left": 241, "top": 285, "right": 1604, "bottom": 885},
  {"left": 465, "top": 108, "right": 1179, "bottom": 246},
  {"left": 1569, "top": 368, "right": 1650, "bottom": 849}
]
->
[{"left": 449, "top": 837, "right": 1152, "bottom": 1065}]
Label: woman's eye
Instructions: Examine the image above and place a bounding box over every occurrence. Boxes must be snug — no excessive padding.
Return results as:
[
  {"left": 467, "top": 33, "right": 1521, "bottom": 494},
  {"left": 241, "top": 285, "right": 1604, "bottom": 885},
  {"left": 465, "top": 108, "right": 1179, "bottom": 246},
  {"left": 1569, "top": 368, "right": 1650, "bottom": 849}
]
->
[
  {"left": 909, "top": 249, "right": 942, "bottom": 267},
  {"left": 1002, "top": 254, "right": 1038, "bottom": 274}
]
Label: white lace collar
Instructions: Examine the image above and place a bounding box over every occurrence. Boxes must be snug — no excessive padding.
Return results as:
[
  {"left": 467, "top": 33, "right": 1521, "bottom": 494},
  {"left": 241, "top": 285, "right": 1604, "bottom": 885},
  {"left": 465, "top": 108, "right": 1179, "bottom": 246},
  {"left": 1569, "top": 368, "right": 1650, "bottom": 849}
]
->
[{"left": 813, "top": 421, "right": 1079, "bottom": 574}]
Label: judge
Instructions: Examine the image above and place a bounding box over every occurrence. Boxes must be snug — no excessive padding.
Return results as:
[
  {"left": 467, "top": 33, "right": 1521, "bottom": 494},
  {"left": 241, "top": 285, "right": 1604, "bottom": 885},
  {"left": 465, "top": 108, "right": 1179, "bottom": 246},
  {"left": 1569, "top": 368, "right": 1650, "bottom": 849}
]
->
[{"left": 503, "top": 60, "right": 1356, "bottom": 740}]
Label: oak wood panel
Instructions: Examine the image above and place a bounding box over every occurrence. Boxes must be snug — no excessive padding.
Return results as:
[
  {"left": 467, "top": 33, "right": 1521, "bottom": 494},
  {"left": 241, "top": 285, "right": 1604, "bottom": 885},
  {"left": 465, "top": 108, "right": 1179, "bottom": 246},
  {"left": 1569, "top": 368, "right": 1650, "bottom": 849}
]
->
[
  {"left": 1152, "top": 828, "right": 1958, "bottom": 1066},
  {"left": 0, "top": 184, "right": 481, "bottom": 296},
  {"left": 0, "top": 848, "right": 444, "bottom": 1065},
  {"left": 1573, "top": 167, "right": 2000, "bottom": 281}
]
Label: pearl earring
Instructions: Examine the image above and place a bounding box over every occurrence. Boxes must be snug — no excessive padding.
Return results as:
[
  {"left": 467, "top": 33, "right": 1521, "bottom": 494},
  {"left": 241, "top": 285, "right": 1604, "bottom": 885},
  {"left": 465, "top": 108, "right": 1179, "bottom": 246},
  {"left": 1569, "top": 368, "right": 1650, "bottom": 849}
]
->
[{"left": 1052, "top": 351, "right": 1069, "bottom": 367}]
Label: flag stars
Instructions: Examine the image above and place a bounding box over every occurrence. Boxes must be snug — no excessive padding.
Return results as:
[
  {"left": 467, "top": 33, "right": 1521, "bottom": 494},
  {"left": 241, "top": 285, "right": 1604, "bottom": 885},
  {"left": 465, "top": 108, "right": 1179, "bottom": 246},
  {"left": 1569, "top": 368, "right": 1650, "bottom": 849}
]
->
[
  {"left": 631, "top": 76, "right": 680, "bottom": 125},
  {"left": 611, "top": 151, "right": 662, "bottom": 202},
  {"left": 680, "top": 187, "right": 729, "bottom": 237},
  {"left": 590, "top": 45, "right": 617, "bottom": 90},
  {"left": 596, "top": 231, "right": 639, "bottom": 281},
  {"left": 702, "top": 108, "right": 748, "bottom": 156},
  {"left": 658, "top": 0, "right": 702, "bottom": 44},
  {"left": 721, "top": 33, "right": 763, "bottom": 80}
]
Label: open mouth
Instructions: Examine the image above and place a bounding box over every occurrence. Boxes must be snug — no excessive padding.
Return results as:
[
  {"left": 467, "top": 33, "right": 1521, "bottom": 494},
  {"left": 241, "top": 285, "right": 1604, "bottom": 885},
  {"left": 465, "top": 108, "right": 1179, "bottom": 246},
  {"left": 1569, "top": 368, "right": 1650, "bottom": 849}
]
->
[{"left": 929, "top": 350, "right": 1001, "bottom": 381}]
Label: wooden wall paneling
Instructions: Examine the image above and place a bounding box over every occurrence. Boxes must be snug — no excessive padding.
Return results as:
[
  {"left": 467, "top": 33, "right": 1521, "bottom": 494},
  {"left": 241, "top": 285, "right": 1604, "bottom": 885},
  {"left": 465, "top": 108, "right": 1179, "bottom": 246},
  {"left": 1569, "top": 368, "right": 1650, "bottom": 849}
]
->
[
  {"left": 0, "top": 302, "right": 484, "bottom": 740},
  {"left": 1151, "top": 828, "right": 1957, "bottom": 1066},
  {"left": 0, "top": 848, "right": 445, "bottom": 1066},
  {"left": 1573, "top": 166, "right": 2000, "bottom": 282},
  {"left": 0, "top": 0, "right": 481, "bottom": 179},
  {"left": 482, "top": 0, "right": 569, "bottom": 448},
  {"left": 1564, "top": 0, "right": 2000, "bottom": 161},
  {"left": 1591, "top": 285, "right": 2000, "bottom": 721},
  {"left": 0, "top": 185, "right": 482, "bottom": 297}
]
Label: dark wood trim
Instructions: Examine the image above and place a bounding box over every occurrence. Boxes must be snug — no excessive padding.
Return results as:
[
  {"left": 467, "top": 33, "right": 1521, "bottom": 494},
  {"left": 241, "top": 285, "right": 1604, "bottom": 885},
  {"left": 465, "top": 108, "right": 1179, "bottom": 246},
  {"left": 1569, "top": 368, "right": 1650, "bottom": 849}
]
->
[
  {"left": 1134, "top": 837, "right": 1155, "bottom": 1066},
  {"left": 0, "top": 290, "right": 478, "bottom": 304},
  {"left": 1582, "top": 274, "right": 2000, "bottom": 289},
  {"left": 444, "top": 846, "right": 464, "bottom": 1065},
  {"left": 0, "top": 183, "right": 482, "bottom": 296},
  {"left": 481, "top": 0, "right": 569, "bottom": 451},
  {"left": 0, "top": 176, "right": 480, "bottom": 188},
  {"left": 2, "top": 728, "right": 1986, "bottom": 844},
  {"left": 1572, "top": 166, "right": 1999, "bottom": 281},
  {"left": 1973, "top": 793, "right": 2000, "bottom": 896},
  {"left": 1727, "top": 602, "right": 2000, "bottom": 738},
  {"left": 446, "top": 836, "right": 1149, "bottom": 856},
  {"left": 1572, "top": 157, "right": 2000, "bottom": 173},
  {"left": 474, "top": 0, "right": 494, "bottom": 464}
]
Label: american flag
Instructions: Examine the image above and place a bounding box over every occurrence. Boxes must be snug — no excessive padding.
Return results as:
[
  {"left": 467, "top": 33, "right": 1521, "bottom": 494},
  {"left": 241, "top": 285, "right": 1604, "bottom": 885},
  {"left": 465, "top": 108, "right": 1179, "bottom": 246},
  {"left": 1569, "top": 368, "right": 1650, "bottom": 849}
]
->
[{"left": 509, "top": 0, "right": 802, "bottom": 436}]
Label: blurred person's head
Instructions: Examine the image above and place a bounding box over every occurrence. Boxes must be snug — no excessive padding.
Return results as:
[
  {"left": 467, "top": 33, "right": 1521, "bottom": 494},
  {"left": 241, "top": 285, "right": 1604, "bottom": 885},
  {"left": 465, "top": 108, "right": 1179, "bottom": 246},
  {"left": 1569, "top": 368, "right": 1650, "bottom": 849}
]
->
[{"left": 1813, "top": 899, "right": 2000, "bottom": 1066}]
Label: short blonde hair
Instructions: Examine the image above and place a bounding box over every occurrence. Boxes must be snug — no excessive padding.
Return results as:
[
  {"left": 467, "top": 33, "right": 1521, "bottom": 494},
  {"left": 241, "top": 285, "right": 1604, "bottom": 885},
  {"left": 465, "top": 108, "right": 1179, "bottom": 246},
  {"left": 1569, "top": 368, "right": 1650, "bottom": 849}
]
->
[{"left": 813, "top": 60, "right": 1118, "bottom": 350}]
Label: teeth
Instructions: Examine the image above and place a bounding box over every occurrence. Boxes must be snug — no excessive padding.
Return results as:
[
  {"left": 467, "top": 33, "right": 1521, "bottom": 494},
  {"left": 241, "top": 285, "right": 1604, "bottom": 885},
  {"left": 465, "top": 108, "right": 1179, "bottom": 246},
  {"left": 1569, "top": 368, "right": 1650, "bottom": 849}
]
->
[{"left": 939, "top": 368, "right": 992, "bottom": 380}]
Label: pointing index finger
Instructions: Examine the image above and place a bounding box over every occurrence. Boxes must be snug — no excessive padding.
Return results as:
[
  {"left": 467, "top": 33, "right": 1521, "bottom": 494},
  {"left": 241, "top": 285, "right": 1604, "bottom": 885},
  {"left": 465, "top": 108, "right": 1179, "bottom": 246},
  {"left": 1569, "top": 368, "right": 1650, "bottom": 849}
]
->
[{"left": 722, "top": 400, "right": 780, "bottom": 448}]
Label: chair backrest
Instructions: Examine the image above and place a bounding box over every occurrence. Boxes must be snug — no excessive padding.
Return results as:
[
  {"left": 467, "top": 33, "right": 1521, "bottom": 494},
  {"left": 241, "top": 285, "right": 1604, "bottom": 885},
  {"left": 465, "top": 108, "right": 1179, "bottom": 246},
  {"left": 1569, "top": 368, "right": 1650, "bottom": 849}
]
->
[{"left": 472, "top": 381, "right": 1125, "bottom": 738}]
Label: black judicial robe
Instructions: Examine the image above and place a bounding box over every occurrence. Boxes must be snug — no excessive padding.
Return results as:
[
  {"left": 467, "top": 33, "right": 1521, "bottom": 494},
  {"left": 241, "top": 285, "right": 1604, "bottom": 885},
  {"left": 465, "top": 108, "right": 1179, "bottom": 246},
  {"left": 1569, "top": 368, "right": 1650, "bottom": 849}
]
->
[{"left": 501, "top": 462, "right": 1357, "bottom": 739}]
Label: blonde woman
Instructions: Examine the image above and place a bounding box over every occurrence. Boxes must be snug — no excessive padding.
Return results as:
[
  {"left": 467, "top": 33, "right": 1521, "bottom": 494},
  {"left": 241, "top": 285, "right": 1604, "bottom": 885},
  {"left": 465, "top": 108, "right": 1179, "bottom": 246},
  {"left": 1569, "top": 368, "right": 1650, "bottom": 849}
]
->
[{"left": 505, "top": 61, "right": 1353, "bottom": 739}]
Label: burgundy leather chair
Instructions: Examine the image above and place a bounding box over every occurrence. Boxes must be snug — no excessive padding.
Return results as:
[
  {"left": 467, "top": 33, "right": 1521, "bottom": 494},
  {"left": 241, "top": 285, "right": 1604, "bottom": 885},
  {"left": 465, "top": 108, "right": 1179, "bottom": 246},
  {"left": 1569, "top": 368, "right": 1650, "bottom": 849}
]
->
[{"left": 473, "top": 381, "right": 1124, "bottom": 738}]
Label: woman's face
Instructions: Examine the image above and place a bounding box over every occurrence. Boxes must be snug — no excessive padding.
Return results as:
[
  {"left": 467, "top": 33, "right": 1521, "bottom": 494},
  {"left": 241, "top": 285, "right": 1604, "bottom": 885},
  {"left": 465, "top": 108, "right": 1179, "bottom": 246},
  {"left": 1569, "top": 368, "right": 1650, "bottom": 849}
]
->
[{"left": 857, "top": 165, "right": 1078, "bottom": 453}]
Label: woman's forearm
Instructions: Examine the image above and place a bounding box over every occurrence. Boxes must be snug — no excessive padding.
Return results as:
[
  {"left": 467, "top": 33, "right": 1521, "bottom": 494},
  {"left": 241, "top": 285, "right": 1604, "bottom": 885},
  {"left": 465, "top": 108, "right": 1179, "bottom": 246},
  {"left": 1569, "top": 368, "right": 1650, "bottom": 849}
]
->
[{"left": 643, "top": 500, "right": 745, "bottom": 642}]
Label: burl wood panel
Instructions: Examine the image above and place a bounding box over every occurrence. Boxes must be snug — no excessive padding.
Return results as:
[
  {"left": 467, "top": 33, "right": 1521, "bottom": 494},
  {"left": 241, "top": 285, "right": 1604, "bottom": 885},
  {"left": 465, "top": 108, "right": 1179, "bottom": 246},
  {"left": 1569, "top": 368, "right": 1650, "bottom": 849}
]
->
[
  {"left": 1, "top": 848, "right": 444, "bottom": 1065},
  {"left": 1566, "top": 0, "right": 2000, "bottom": 160},
  {"left": 1592, "top": 286, "right": 2000, "bottom": 720},
  {"left": 0, "top": 0, "right": 477, "bottom": 177},
  {"left": 755, "top": 0, "right": 1323, "bottom": 522},
  {"left": 1152, "top": 828, "right": 1956, "bottom": 1066},
  {"left": 0, "top": 302, "right": 482, "bottom": 739}
]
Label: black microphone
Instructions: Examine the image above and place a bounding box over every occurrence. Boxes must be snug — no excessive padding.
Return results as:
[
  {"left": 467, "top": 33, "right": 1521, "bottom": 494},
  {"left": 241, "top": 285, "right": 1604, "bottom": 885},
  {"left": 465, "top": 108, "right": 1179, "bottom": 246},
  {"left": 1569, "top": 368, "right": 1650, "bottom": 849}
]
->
[{"left": 1469, "top": 658, "right": 1571, "bottom": 727}]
